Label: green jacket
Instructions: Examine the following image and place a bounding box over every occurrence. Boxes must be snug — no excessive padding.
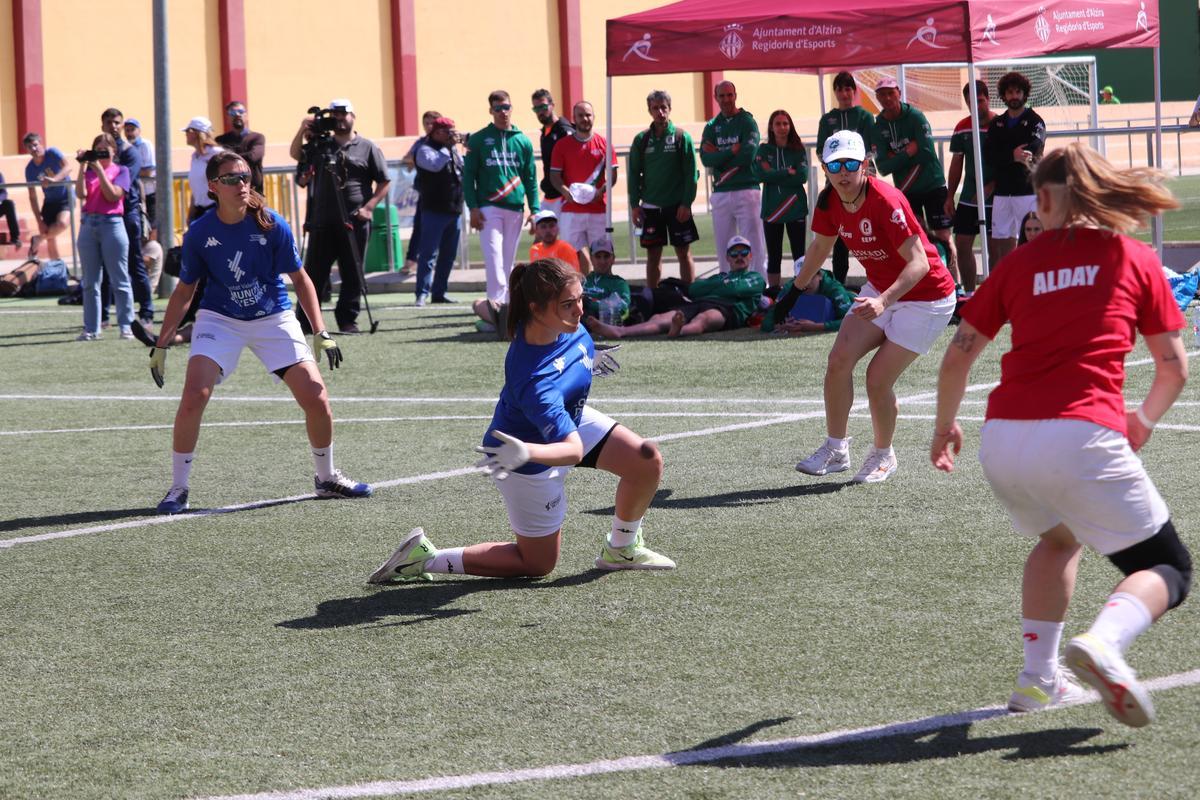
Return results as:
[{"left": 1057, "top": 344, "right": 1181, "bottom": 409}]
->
[
  {"left": 700, "top": 109, "right": 760, "bottom": 193},
  {"left": 582, "top": 272, "right": 631, "bottom": 321},
  {"left": 751, "top": 142, "right": 809, "bottom": 223},
  {"left": 815, "top": 106, "right": 876, "bottom": 156},
  {"left": 872, "top": 104, "right": 945, "bottom": 195},
  {"left": 627, "top": 122, "right": 698, "bottom": 208},
  {"left": 689, "top": 269, "right": 765, "bottom": 326},
  {"left": 463, "top": 123, "right": 539, "bottom": 212}
]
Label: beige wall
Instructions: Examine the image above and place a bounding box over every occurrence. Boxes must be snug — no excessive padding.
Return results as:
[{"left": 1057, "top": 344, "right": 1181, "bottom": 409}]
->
[{"left": 0, "top": 0, "right": 15, "bottom": 154}]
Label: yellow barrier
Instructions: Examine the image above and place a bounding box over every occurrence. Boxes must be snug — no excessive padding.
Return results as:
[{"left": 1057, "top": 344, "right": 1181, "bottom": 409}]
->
[{"left": 171, "top": 173, "right": 290, "bottom": 239}]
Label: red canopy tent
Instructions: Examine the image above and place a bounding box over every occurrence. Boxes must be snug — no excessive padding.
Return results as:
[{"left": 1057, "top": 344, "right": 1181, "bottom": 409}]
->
[{"left": 604, "top": 0, "right": 1166, "bottom": 270}]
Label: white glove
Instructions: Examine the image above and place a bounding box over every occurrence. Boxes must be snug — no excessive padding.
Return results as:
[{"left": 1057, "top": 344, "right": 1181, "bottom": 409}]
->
[
  {"left": 473, "top": 430, "right": 531, "bottom": 480},
  {"left": 592, "top": 343, "right": 621, "bottom": 378},
  {"left": 567, "top": 182, "right": 597, "bottom": 205}
]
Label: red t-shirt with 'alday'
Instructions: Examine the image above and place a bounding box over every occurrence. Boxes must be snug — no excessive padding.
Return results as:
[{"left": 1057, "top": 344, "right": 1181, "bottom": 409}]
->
[
  {"left": 961, "top": 228, "right": 1185, "bottom": 434},
  {"left": 811, "top": 177, "right": 955, "bottom": 301}
]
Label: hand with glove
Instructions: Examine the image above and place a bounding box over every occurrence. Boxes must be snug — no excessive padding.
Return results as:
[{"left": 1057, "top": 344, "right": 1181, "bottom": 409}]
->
[
  {"left": 150, "top": 347, "right": 168, "bottom": 388},
  {"left": 592, "top": 343, "right": 621, "bottom": 378},
  {"left": 313, "top": 330, "right": 343, "bottom": 369},
  {"left": 474, "top": 430, "right": 531, "bottom": 480}
]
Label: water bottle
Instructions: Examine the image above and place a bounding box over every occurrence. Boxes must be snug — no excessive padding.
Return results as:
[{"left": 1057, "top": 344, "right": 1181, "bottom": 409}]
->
[{"left": 599, "top": 293, "right": 620, "bottom": 326}]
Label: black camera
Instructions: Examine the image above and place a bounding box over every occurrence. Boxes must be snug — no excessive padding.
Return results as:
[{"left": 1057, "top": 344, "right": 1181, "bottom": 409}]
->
[
  {"left": 307, "top": 106, "right": 339, "bottom": 135},
  {"left": 77, "top": 148, "right": 110, "bottom": 163}
]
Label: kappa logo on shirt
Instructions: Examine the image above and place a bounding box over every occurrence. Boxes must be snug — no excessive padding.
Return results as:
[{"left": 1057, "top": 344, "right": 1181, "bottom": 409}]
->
[
  {"left": 204, "top": 237, "right": 221, "bottom": 248},
  {"left": 553, "top": 356, "right": 566, "bottom": 374}
]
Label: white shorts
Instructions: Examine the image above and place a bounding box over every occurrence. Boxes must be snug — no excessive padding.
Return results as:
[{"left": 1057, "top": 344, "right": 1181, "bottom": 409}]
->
[
  {"left": 559, "top": 212, "right": 607, "bottom": 251},
  {"left": 189, "top": 309, "right": 313, "bottom": 385},
  {"left": 492, "top": 405, "right": 618, "bottom": 537},
  {"left": 991, "top": 194, "right": 1038, "bottom": 240},
  {"left": 541, "top": 197, "right": 565, "bottom": 215},
  {"left": 978, "top": 419, "right": 1169, "bottom": 555},
  {"left": 859, "top": 282, "right": 955, "bottom": 355}
]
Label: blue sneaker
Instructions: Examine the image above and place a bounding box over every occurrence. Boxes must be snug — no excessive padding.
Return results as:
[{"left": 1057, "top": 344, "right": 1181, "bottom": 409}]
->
[
  {"left": 156, "top": 486, "right": 189, "bottom": 515},
  {"left": 314, "top": 470, "right": 373, "bottom": 499}
]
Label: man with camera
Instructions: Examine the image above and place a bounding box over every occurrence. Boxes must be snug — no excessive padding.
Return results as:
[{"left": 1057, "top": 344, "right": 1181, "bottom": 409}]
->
[{"left": 289, "top": 99, "right": 390, "bottom": 334}]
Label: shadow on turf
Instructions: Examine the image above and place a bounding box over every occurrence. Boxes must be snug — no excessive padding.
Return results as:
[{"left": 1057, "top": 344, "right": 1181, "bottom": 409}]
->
[
  {"left": 584, "top": 483, "right": 846, "bottom": 515},
  {"left": 0, "top": 328, "right": 78, "bottom": 341},
  {"left": 276, "top": 569, "right": 611, "bottom": 629},
  {"left": 0, "top": 506, "right": 155, "bottom": 532}
]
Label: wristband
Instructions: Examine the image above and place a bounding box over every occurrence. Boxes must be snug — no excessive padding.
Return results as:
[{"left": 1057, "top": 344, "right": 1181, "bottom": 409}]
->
[{"left": 1135, "top": 406, "right": 1156, "bottom": 430}]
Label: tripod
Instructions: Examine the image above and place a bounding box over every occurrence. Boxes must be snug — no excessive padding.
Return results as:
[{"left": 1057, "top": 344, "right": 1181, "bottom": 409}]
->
[{"left": 313, "top": 142, "right": 380, "bottom": 334}]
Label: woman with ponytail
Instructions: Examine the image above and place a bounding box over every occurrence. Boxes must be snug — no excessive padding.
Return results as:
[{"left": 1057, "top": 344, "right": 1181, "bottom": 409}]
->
[
  {"left": 933, "top": 143, "right": 1191, "bottom": 726},
  {"left": 149, "top": 152, "right": 372, "bottom": 515},
  {"left": 369, "top": 257, "right": 675, "bottom": 583}
]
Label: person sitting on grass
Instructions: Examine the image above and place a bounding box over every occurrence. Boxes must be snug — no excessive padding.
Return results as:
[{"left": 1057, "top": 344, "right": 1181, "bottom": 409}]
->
[
  {"left": 586, "top": 235, "right": 765, "bottom": 339},
  {"left": 581, "top": 235, "right": 630, "bottom": 323},
  {"left": 527, "top": 209, "right": 579, "bottom": 270},
  {"left": 761, "top": 259, "right": 855, "bottom": 335}
]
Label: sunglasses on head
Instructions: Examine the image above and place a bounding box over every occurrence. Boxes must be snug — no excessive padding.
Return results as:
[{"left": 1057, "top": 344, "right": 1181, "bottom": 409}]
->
[
  {"left": 492, "top": 104, "right": 513, "bottom": 112},
  {"left": 214, "top": 172, "right": 252, "bottom": 186},
  {"left": 727, "top": 247, "right": 752, "bottom": 258},
  {"left": 826, "top": 159, "right": 863, "bottom": 174}
]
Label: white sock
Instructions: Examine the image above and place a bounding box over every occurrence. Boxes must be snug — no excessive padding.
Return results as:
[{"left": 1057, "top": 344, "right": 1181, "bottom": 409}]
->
[
  {"left": 171, "top": 451, "right": 195, "bottom": 488},
  {"left": 312, "top": 443, "right": 335, "bottom": 481},
  {"left": 609, "top": 517, "right": 641, "bottom": 548},
  {"left": 1021, "top": 618, "right": 1065, "bottom": 680},
  {"left": 426, "top": 547, "right": 464, "bottom": 575},
  {"left": 1087, "top": 592, "right": 1153, "bottom": 653},
  {"left": 877, "top": 445, "right": 895, "bottom": 460},
  {"left": 827, "top": 436, "right": 850, "bottom": 452}
]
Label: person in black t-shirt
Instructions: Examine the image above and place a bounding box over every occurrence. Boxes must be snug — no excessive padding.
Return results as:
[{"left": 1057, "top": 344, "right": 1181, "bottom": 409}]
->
[
  {"left": 983, "top": 72, "right": 1046, "bottom": 261},
  {"left": 215, "top": 100, "right": 267, "bottom": 194},
  {"left": 531, "top": 89, "right": 574, "bottom": 232}
]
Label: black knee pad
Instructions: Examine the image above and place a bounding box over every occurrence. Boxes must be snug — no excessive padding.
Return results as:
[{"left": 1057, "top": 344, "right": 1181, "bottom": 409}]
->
[{"left": 1107, "top": 520, "right": 1193, "bottom": 609}]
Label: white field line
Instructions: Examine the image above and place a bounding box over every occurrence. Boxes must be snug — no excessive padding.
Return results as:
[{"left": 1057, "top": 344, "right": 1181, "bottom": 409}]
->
[
  {"left": 194, "top": 668, "right": 1200, "bottom": 800},
  {"left": 0, "top": 394, "right": 827, "bottom": 405}
]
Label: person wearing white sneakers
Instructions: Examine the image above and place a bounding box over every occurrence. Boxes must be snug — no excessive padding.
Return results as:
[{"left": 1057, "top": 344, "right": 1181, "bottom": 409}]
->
[
  {"left": 932, "top": 143, "right": 1191, "bottom": 726},
  {"left": 780, "top": 130, "right": 956, "bottom": 484},
  {"left": 150, "top": 152, "right": 371, "bottom": 515},
  {"left": 368, "top": 257, "right": 674, "bottom": 584}
]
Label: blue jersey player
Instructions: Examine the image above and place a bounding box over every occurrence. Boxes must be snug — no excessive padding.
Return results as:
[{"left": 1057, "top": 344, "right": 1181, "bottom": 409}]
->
[
  {"left": 369, "top": 257, "right": 675, "bottom": 581},
  {"left": 149, "top": 152, "right": 372, "bottom": 514}
]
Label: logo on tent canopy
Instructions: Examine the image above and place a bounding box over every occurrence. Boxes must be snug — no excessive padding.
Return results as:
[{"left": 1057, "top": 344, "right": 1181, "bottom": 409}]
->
[
  {"left": 907, "top": 18, "right": 948, "bottom": 49},
  {"left": 980, "top": 14, "right": 999, "bottom": 45},
  {"left": 1035, "top": 7, "right": 1051, "bottom": 43},
  {"left": 719, "top": 23, "right": 744, "bottom": 60},
  {"left": 1136, "top": 2, "right": 1149, "bottom": 32},
  {"left": 623, "top": 33, "right": 660, "bottom": 62}
]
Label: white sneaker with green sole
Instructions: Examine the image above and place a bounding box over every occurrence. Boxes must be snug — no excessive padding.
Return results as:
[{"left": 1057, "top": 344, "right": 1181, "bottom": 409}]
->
[{"left": 595, "top": 531, "right": 675, "bottom": 571}]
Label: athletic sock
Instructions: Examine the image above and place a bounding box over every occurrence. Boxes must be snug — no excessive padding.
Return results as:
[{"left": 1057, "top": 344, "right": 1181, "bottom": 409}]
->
[
  {"left": 827, "top": 436, "right": 850, "bottom": 452},
  {"left": 609, "top": 517, "right": 641, "bottom": 549},
  {"left": 1021, "top": 618, "right": 1065, "bottom": 680},
  {"left": 312, "top": 444, "right": 335, "bottom": 481},
  {"left": 1087, "top": 592, "right": 1153, "bottom": 653},
  {"left": 425, "top": 547, "right": 464, "bottom": 575},
  {"left": 171, "top": 451, "right": 195, "bottom": 488},
  {"left": 877, "top": 445, "right": 895, "bottom": 461}
]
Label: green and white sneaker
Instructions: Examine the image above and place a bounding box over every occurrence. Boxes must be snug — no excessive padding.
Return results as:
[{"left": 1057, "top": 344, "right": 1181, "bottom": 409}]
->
[
  {"left": 368, "top": 527, "right": 436, "bottom": 584},
  {"left": 1008, "top": 668, "right": 1091, "bottom": 713},
  {"left": 595, "top": 531, "right": 676, "bottom": 571},
  {"left": 1064, "top": 633, "right": 1155, "bottom": 727}
]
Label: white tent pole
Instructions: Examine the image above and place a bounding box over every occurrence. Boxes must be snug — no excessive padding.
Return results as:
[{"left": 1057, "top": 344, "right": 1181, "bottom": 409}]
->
[
  {"left": 818, "top": 68, "right": 827, "bottom": 115},
  {"left": 1087, "top": 57, "right": 1101, "bottom": 153},
  {"left": 899, "top": 64, "right": 907, "bottom": 102},
  {"left": 966, "top": 64, "right": 989, "bottom": 280},
  {"left": 1152, "top": 46, "right": 1163, "bottom": 258},
  {"left": 606, "top": 75, "right": 614, "bottom": 234}
]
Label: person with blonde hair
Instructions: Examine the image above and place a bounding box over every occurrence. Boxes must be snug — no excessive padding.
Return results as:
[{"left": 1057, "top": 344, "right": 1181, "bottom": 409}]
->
[
  {"left": 183, "top": 117, "right": 225, "bottom": 222},
  {"left": 932, "top": 143, "right": 1191, "bottom": 726}
]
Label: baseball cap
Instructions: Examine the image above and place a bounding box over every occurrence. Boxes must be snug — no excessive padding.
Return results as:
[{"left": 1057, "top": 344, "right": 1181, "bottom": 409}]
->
[
  {"left": 429, "top": 116, "right": 456, "bottom": 130},
  {"left": 875, "top": 77, "right": 900, "bottom": 91},
  {"left": 329, "top": 98, "right": 355, "bottom": 113},
  {"left": 531, "top": 209, "right": 558, "bottom": 225},
  {"left": 1102, "top": 85, "right": 1114, "bottom": 93},
  {"left": 591, "top": 235, "right": 615, "bottom": 255},
  {"left": 181, "top": 116, "right": 213, "bottom": 133},
  {"left": 821, "top": 130, "right": 867, "bottom": 164},
  {"left": 726, "top": 235, "right": 752, "bottom": 252},
  {"left": 124, "top": 118, "right": 141, "bottom": 129}
]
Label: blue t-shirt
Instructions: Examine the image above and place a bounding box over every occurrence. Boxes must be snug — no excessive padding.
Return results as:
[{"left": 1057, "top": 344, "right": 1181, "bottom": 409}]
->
[
  {"left": 25, "top": 148, "right": 70, "bottom": 205},
  {"left": 484, "top": 325, "right": 595, "bottom": 475},
  {"left": 180, "top": 209, "right": 299, "bottom": 321}
]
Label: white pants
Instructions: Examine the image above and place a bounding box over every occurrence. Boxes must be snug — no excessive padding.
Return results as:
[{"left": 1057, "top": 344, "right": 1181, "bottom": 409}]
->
[
  {"left": 480, "top": 205, "right": 525, "bottom": 303},
  {"left": 559, "top": 212, "right": 607, "bottom": 251},
  {"left": 710, "top": 189, "right": 767, "bottom": 275}
]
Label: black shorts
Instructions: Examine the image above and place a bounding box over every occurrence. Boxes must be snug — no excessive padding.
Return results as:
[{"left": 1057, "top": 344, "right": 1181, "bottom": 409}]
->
[
  {"left": 40, "top": 198, "right": 69, "bottom": 227},
  {"left": 904, "top": 187, "right": 952, "bottom": 231},
  {"left": 640, "top": 205, "right": 700, "bottom": 249},
  {"left": 678, "top": 300, "right": 737, "bottom": 330},
  {"left": 952, "top": 202, "right": 993, "bottom": 237}
]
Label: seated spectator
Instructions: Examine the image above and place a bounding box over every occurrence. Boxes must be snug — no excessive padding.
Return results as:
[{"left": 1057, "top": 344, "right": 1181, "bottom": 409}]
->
[
  {"left": 142, "top": 237, "right": 164, "bottom": 294},
  {"left": 761, "top": 260, "right": 854, "bottom": 334},
  {"left": 1018, "top": 211, "right": 1043, "bottom": 245},
  {"left": 528, "top": 210, "right": 579, "bottom": 270},
  {"left": 0, "top": 171, "right": 21, "bottom": 250},
  {"left": 581, "top": 236, "right": 630, "bottom": 323},
  {"left": 586, "top": 235, "right": 765, "bottom": 339}
]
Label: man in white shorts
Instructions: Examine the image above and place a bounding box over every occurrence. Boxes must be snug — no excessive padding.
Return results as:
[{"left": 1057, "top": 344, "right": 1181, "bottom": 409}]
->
[
  {"left": 550, "top": 101, "right": 617, "bottom": 275},
  {"left": 983, "top": 71, "right": 1046, "bottom": 259}
]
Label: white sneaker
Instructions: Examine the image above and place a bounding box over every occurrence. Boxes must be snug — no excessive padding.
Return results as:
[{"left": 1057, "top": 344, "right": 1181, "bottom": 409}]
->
[
  {"left": 1008, "top": 668, "right": 1092, "bottom": 712},
  {"left": 119, "top": 326, "right": 135, "bottom": 340},
  {"left": 851, "top": 447, "right": 897, "bottom": 484},
  {"left": 75, "top": 331, "right": 101, "bottom": 341},
  {"left": 795, "top": 441, "right": 850, "bottom": 476},
  {"left": 1064, "top": 633, "right": 1155, "bottom": 727}
]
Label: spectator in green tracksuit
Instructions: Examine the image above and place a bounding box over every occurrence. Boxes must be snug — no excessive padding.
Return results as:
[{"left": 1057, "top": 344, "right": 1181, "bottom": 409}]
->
[
  {"left": 945, "top": 80, "right": 996, "bottom": 292},
  {"left": 585, "top": 234, "right": 764, "bottom": 340},
  {"left": 872, "top": 77, "right": 958, "bottom": 282},
  {"left": 816, "top": 71, "right": 877, "bottom": 287},
  {"left": 628, "top": 89, "right": 699, "bottom": 288},
  {"left": 700, "top": 81, "right": 766, "bottom": 275},
  {"left": 581, "top": 236, "right": 631, "bottom": 322},
  {"left": 463, "top": 90, "right": 539, "bottom": 305},
  {"left": 752, "top": 109, "right": 809, "bottom": 291},
  {"left": 761, "top": 269, "right": 855, "bottom": 334}
]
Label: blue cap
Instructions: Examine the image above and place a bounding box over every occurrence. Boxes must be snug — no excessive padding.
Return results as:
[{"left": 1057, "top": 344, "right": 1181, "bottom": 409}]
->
[{"left": 124, "top": 118, "right": 141, "bottom": 129}]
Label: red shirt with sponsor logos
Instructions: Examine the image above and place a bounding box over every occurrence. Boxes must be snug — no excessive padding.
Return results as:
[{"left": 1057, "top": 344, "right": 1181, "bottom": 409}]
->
[
  {"left": 961, "top": 228, "right": 1185, "bottom": 434},
  {"left": 550, "top": 133, "right": 617, "bottom": 213},
  {"left": 811, "top": 177, "right": 955, "bottom": 301}
]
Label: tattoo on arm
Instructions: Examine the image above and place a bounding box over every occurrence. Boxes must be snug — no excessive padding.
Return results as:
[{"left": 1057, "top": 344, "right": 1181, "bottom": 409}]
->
[{"left": 951, "top": 329, "right": 977, "bottom": 353}]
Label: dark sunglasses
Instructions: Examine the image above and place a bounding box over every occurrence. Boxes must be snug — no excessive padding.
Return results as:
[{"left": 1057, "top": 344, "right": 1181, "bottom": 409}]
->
[
  {"left": 227, "top": 108, "right": 246, "bottom": 116},
  {"left": 492, "top": 104, "right": 513, "bottom": 112},
  {"left": 727, "top": 247, "right": 752, "bottom": 258},
  {"left": 214, "top": 172, "right": 252, "bottom": 186},
  {"left": 532, "top": 103, "right": 551, "bottom": 112},
  {"left": 826, "top": 159, "right": 863, "bottom": 174}
]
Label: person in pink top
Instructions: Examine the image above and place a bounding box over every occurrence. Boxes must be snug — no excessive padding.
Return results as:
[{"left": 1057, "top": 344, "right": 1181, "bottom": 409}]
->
[
  {"left": 74, "top": 133, "right": 135, "bottom": 341},
  {"left": 932, "top": 143, "right": 1191, "bottom": 727},
  {"left": 777, "top": 130, "right": 956, "bottom": 484}
]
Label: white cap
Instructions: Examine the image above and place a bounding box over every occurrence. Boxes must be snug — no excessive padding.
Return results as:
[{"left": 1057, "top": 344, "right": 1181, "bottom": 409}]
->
[
  {"left": 726, "top": 235, "right": 752, "bottom": 251},
  {"left": 181, "top": 116, "right": 213, "bottom": 133},
  {"left": 821, "top": 130, "right": 867, "bottom": 164},
  {"left": 531, "top": 209, "right": 558, "bottom": 225},
  {"left": 329, "top": 98, "right": 355, "bottom": 113},
  {"left": 875, "top": 77, "right": 900, "bottom": 91}
]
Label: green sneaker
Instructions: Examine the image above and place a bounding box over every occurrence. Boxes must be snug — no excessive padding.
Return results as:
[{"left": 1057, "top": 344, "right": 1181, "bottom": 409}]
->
[
  {"left": 368, "top": 527, "right": 437, "bottom": 584},
  {"left": 595, "top": 531, "right": 675, "bottom": 571}
]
